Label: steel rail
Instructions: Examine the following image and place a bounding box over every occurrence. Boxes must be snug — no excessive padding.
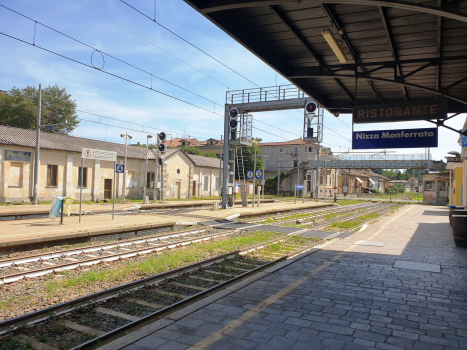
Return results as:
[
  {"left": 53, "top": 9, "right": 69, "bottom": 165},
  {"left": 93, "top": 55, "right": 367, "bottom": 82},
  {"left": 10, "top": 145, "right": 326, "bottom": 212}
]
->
[
  {"left": 0, "top": 228, "right": 253, "bottom": 284},
  {"left": 0, "top": 204, "right": 401, "bottom": 349},
  {"left": 0, "top": 233, "right": 321, "bottom": 334}
]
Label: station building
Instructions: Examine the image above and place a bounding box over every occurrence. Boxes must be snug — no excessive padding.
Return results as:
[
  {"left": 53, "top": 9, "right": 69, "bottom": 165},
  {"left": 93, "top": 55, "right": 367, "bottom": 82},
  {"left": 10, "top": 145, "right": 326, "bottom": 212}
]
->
[{"left": 0, "top": 125, "right": 221, "bottom": 203}]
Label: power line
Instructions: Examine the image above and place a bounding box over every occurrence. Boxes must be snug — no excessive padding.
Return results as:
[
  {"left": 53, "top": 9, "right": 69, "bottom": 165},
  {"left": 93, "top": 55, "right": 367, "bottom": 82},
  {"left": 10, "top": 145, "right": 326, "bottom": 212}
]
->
[
  {"left": 75, "top": 0, "right": 228, "bottom": 88},
  {"left": 119, "top": 0, "right": 261, "bottom": 88}
]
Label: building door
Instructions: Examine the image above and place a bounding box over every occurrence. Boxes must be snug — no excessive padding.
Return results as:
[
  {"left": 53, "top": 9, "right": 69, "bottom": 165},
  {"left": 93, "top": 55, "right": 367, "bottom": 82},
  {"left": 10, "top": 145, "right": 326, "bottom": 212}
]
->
[
  {"left": 193, "top": 181, "right": 197, "bottom": 196},
  {"left": 175, "top": 182, "right": 181, "bottom": 199},
  {"left": 104, "top": 179, "right": 112, "bottom": 199}
]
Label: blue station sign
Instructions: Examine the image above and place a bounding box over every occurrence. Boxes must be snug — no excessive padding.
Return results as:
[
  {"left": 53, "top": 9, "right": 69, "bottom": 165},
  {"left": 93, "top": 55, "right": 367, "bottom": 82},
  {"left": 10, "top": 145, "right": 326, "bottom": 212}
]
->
[
  {"left": 4, "top": 150, "right": 31, "bottom": 161},
  {"left": 352, "top": 127, "right": 438, "bottom": 150}
]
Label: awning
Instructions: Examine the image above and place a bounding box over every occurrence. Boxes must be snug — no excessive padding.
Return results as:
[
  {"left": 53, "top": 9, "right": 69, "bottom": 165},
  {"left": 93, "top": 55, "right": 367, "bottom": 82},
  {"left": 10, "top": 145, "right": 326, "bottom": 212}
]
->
[{"left": 356, "top": 177, "right": 363, "bottom": 184}]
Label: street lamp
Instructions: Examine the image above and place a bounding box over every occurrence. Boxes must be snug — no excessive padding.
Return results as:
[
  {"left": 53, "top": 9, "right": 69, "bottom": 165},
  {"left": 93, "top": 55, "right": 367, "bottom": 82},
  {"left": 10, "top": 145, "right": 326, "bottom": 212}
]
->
[
  {"left": 120, "top": 133, "right": 133, "bottom": 204},
  {"left": 324, "top": 160, "right": 330, "bottom": 201},
  {"left": 143, "top": 135, "right": 153, "bottom": 203},
  {"left": 253, "top": 137, "right": 262, "bottom": 207}
]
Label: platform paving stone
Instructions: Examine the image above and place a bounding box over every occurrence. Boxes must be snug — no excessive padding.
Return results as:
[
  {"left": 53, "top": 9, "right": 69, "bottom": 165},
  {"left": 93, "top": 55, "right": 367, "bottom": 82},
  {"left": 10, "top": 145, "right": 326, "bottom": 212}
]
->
[{"left": 121, "top": 206, "right": 467, "bottom": 349}]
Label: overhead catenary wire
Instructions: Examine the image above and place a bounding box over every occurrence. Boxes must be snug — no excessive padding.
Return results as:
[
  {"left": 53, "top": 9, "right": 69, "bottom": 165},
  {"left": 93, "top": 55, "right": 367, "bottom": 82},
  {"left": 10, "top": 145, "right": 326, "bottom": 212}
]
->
[{"left": 74, "top": 0, "right": 228, "bottom": 88}]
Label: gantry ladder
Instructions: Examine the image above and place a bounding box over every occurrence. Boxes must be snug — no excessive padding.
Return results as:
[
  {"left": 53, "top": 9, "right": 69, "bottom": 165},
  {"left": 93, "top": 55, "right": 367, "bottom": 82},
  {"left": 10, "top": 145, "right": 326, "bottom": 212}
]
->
[{"left": 235, "top": 147, "right": 248, "bottom": 207}]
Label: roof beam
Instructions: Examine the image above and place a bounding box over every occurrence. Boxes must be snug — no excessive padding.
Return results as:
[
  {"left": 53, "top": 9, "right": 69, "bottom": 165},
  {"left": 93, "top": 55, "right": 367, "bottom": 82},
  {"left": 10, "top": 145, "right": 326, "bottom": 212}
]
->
[
  {"left": 269, "top": 5, "right": 355, "bottom": 102},
  {"left": 436, "top": 0, "right": 443, "bottom": 92},
  {"left": 378, "top": 6, "right": 408, "bottom": 100},
  {"left": 286, "top": 68, "right": 467, "bottom": 107},
  {"left": 190, "top": 0, "right": 467, "bottom": 24},
  {"left": 321, "top": 3, "right": 383, "bottom": 103}
]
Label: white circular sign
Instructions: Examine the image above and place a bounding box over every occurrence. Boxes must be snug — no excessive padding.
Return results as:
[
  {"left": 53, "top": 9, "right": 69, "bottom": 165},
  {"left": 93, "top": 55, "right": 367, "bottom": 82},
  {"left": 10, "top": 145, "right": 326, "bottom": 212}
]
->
[
  {"left": 116, "top": 165, "right": 124, "bottom": 173},
  {"left": 255, "top": 170, "right": 262, "bottom": 178},
  {"left": 247, "top": 171, "right": 254, "bottom": 179}
]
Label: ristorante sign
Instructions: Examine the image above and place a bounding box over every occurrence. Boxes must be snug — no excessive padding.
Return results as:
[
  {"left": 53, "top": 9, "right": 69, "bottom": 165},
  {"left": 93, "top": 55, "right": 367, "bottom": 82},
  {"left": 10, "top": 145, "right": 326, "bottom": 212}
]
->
[{"left": 352, "top": 100, "right": 448, "bottom": 124}]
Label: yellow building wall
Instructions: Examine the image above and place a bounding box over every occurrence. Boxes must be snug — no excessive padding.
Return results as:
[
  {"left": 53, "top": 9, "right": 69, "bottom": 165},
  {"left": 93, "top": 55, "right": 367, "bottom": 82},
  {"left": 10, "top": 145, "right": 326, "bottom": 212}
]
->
[{"left": 454, "top": 167, "right": 463, "bottom": 206}]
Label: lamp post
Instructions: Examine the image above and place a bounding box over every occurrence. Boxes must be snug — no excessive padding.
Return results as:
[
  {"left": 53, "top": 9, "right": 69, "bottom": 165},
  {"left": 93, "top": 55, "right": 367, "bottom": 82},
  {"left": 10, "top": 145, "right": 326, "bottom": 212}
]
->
[
  {"left": 277, "top": 157, "right": 281, "bottom": 197},
  {"left": 120, "top": 133, "right": 133, "bottom": 204},
  {"left": 252, "top": 137, "right": 262, "bottom": 207},
  {"left": 143, "top": 135, "right": 153, "bottom": 203},
  {"left": 324, "top": 160, "right": 330, "bottom": 202}
]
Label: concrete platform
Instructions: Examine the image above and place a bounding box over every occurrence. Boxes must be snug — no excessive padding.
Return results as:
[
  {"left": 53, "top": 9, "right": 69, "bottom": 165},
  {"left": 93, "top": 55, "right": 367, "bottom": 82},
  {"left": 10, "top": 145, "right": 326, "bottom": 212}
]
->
[{"left": 109, "top": 205, "right": 467, "bottom": 350}]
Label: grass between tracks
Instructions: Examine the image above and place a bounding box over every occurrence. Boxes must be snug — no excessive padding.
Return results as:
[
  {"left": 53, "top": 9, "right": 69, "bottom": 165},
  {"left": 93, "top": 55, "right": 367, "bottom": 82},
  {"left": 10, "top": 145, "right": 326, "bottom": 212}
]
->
[
  {"left": 0, "top": 231, "right": 289, "bottom": 319},
  {"left": 330, "top": 213, "right": 381, "bottom": 230},
  {"left": 46, "top": 231, "right": 285, "bottom": 293}
]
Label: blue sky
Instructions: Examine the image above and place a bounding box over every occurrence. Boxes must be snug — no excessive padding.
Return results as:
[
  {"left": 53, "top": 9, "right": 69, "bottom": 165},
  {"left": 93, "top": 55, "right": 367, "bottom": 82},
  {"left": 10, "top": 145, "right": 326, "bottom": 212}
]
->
[{"left": 0, "top": 0, "right": 464, "bottom": 161}]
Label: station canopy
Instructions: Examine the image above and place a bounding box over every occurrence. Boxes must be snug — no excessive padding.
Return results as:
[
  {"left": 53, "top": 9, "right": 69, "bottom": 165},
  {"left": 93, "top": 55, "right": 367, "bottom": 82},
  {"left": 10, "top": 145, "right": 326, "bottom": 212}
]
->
[{"left": 184, "top": 0, "right": 467, "bottom": 115}]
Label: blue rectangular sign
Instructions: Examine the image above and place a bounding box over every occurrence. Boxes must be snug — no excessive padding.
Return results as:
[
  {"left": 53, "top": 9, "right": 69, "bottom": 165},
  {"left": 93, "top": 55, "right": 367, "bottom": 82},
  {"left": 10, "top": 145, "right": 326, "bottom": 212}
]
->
[
  {"left": 352, "top": 127, "right": 438, "bottom": 150},
  {"left": 461, "top": 129, "right": 467, "bottom": 147},
  {"left": 296, "top": 184, "right": 305, "bottom": 191},
  {"left": 4, "top": 150, "right": 31, "bottom": 161}
]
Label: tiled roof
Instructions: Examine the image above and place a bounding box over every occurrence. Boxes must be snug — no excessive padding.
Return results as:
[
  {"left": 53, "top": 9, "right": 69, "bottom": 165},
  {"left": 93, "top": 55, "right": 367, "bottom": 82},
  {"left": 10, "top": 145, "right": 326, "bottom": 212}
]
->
[
  {"left": 260, "top": 138, "right": 311, "bottom": 146},
  {"left": 187, "top": 153, "right": 222, "bottom": 168},
  {"left": 165, "top": 138, "right": 208, "bottom": 147},
  {"left": 0, "top": 125, "right": 158, "bottom": 160}
]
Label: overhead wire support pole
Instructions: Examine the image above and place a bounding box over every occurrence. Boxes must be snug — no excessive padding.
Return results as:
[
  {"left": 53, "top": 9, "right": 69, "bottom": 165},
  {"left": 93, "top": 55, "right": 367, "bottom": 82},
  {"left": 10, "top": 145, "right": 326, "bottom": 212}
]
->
[{"left": 33, "top": 83, "right": 41, "bottom": 205}]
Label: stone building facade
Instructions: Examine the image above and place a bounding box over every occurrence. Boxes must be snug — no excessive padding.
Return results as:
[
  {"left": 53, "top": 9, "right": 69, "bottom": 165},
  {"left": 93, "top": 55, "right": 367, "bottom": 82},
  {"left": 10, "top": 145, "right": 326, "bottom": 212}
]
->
[{"left": 0, "top": 126, "right": 221, "bottom": 203}]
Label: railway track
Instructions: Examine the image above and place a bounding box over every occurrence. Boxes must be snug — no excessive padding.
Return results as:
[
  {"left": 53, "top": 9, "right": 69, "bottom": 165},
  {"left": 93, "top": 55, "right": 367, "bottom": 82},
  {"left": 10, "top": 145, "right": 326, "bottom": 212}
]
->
[
  {"left": 0, "top": 204, "right": 401, "bottom": 350},
  {"left": 0, "top": 203, "right": 392, "bottom": 285},
  {"left": 246, "top": 202, "right": 374, "bottom": 224}
]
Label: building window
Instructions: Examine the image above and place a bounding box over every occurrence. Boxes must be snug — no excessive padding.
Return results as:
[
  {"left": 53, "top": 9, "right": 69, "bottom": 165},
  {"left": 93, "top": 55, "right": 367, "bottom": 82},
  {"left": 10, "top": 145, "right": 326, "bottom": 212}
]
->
[
  {"left": 203, "top": 176, "right": 209, "bottom": 191},
  {"left": 147, "top": 172, "right": 155, "bottom": 188},
  {"left": 308, "top": 147, "right": 313, "bottom": 152},
  {"left": 279, "top": 147, "right": 284, "bottom": 153},
  {"left": 210, "top": 140, "right": 214, "bottom": 146},
  {"left": 320, "top": 175, "right": 324, "bottom": 185},
  {"left": 438, "top": 181, "right": 446, "bottom": 191},
  {"left": 9, "top": 162, "right": 23, "bottom": 187},
  {"left": 424, "top": 181, "right": 435, "bottom": 191},
  {"left": 293, "top": 160, "right": 298, "bottom": 167},
  {"left": 47, "top": 165, "right": 58, "bottom": 187},
  {"left": 266, "top": 159, "right": 270, "bottom": 170},
  {"left": 78, "top": 167, "right": 88, "bottom": 187},
  {"left": 265, "top": 148, "right": 270, "bottom": 153},
  {"left": 279, "top": 161, "right": 284, "bottom": 168},
  {"left": 215, "top": 176, "right": 220, "bottom": 189},
  {"left": 181, "top": 141, "right": 186, "bottom": 146},
  {"left": 294, "top": 147, "right": 298, "bottom": 153}
]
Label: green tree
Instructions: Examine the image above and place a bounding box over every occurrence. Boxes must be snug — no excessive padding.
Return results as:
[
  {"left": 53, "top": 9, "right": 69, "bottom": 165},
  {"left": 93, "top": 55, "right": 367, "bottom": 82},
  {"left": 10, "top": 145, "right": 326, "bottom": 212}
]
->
[
  {"left": 0, "top": 85, "right": 79, "bottom": 134},
  {"left": 321, "top": 147, "right": 332, "bottom": 155},
  {"left": 391, "top": 183, "right": 405, "bottom": 193}
]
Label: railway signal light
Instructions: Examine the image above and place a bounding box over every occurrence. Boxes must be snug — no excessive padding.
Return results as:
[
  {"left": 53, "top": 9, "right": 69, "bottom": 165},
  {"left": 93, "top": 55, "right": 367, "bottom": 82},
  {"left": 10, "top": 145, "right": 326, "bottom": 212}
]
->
[
  {"left": 158, "top": 132, "right": 166, "bottom": 142},
  {"left": 158, "top": 143, "right": 166, "bottom": 153},
  {"left": 229, "top": 118, "right": 238, "bottom": 130},
  {"left": 229, "top": 108, "right": 239, "bottom": 119},
  {"left": 305, "top": 102, "right": 317, "bottom": 114}
]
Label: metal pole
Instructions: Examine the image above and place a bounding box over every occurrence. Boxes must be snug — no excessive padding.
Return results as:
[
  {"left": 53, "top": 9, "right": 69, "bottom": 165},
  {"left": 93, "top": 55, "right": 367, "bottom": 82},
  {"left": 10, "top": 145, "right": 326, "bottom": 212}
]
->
[
  {"left": 123, "top": 134, "right": 128, "bottom": 204},
  {"left": 144, "top": 138, "right": 149, "bottom": 202},
  {"left": 277, "top": 161, "right": 280, "bottom": 197},
  {"left": 33, "top": 84, "right": 41, "bottom": 205},
  {"left": 219, "top": 135, "right": 223, "bottom": 197},
  {"left": 262, "top": 157, "right": 265, "bottom": 200},
  {"left": 79, "top": 157, "right": 83, "bottom": 223},
  {"left": 315, "top": 144, "right": 320, "bottom": 201},
  {"left": 324, "top": 161, "right": 327, "bottom": 202},
  {"left": 112, "top": 161, "right": 116, "bottom": 220},
  {"left": 153, "top": 135, "right": 159, "bottom": 203},
  {"left": 252, "top": 141, "right": 257, "bottom": 208},
  {"left": 222, "top": 107, "right": 229, "bottom": 209}
]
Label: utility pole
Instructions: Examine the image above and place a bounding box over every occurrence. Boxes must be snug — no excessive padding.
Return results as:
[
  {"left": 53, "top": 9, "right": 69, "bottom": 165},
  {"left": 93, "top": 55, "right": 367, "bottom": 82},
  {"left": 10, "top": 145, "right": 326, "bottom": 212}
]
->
[
  {"left": 153, "top": 134, "right": 159, "bottom": 203},
  {"left": 33, "top": 84, "right": 42, "bottom": 205},
  {"left": 315, "top": 144, "right": 320, "bottom": 201},
  {"left": 120, "top": 133, "right": 132, "bottom": 204},
  {"left": 143, "top": 135, "right": 153, "bottom": 203},
  {"left": 252, "top": 140, "right": 257, "bottom": 208},
  {"left": 277, "top": 160, "right": 280, "bottom": 197}
]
